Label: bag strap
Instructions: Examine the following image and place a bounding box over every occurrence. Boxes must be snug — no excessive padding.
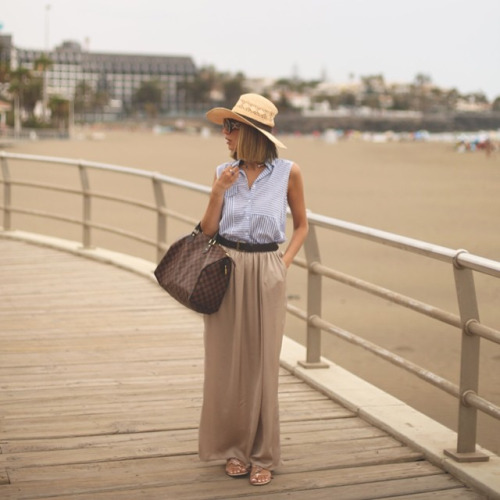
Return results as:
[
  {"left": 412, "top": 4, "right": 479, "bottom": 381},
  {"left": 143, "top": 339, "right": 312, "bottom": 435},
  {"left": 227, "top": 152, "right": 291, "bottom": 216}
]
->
[
  {"left": 195, "top": 222, "right": 222, "bottom": 253},
  {"left": 192, "top": 223, "right": 202, "bottom": 237}
]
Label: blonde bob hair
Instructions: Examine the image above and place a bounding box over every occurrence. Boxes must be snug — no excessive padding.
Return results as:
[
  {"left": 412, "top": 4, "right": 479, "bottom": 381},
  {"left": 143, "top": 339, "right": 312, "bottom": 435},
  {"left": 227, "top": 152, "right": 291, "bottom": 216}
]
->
[{"left": 231, "top": 123, "right": 278, "bottom": 164}]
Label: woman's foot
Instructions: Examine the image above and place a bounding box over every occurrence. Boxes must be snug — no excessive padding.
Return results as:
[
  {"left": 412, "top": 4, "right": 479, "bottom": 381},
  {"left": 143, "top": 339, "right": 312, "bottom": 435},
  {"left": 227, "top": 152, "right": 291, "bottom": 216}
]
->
[
  {"left": 249, "top": 465, "right": 272, "bottom": 485},
  {"left": 225, "top": 457, "right": 249, "bottom": 477}
]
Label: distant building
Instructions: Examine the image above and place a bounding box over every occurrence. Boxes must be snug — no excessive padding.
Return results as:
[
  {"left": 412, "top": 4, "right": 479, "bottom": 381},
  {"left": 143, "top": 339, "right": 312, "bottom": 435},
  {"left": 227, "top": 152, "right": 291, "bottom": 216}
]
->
[{"left": 0, "top": 34, "right": 197, "bottom": 116}]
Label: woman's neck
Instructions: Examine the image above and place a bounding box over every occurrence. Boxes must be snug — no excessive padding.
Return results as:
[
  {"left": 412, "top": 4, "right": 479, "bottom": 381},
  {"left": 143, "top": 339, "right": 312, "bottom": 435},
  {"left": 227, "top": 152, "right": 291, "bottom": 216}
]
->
[{"left": 239, "top": 160, "right": 265, "bottom": 171}]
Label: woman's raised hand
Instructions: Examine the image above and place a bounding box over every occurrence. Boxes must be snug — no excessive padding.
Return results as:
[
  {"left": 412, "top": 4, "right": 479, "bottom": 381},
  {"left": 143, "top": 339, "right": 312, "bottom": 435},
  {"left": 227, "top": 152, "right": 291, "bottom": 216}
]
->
[{"left": 214, "top": 165, "right": 239, "bottom": 194}]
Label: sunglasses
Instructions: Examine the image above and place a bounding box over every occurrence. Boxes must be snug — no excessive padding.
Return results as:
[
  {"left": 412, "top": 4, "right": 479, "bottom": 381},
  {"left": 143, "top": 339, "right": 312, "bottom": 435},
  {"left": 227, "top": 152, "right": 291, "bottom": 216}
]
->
[{"left": 223, "top": 119, "right": 242, "bottom": 134}]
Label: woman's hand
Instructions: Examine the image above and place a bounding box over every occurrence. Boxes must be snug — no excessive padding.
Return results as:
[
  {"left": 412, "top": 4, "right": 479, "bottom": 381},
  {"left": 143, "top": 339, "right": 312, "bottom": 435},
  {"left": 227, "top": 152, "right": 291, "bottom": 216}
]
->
[
  {"left": 282, "top": 254, "right": 293, "bottom": 269},
  {"left": 200, "top": 166, "right": 239, "bottom": 236},
  {"left": 213, "top": 165, "right": 239, "bottom": 195}
]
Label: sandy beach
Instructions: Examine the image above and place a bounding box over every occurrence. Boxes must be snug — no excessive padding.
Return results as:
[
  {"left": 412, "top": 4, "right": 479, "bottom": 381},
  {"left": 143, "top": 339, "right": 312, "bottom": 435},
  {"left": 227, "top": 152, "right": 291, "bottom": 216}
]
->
[{"left": 2, "top": 128, "right": 499, "bottom": 455}]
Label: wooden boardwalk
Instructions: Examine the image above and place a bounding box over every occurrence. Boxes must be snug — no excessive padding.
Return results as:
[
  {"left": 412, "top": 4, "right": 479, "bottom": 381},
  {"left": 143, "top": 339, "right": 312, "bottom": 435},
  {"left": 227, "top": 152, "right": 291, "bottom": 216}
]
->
[{"left": 0, "top": 238, "right": 485, "bottom": 499}]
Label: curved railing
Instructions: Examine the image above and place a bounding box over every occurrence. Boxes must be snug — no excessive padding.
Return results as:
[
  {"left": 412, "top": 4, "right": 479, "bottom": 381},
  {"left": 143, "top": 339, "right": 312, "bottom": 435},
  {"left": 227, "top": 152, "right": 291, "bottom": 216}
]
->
[{"left": 1, "top": 150, "right": 499, "bottom": 463}]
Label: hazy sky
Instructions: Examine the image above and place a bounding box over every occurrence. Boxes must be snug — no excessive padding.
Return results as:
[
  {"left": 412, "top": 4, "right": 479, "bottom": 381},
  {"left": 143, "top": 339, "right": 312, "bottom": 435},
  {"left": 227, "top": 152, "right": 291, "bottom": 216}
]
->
[{"left": 2, "top": 0, "right": 499, "bottom": 99}]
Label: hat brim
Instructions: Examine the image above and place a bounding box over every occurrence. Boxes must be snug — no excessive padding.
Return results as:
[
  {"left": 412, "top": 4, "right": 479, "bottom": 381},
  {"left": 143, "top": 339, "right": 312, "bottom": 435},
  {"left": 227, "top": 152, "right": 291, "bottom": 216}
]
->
[{"left": 206, "top": 107, "right": 286, "bottom": 149}]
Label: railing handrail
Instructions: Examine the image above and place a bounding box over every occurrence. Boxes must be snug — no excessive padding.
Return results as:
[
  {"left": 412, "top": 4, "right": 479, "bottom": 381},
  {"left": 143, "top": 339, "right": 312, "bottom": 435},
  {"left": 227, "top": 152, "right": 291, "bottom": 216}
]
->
[
  {"left": 307, "top": 211, "right": 500, "bottom": 278},
  {"left": 1, "top": 151, "right": 211, "bottom": 194},
  {"left": 1, "top": 150, "right": 498, "bottom": 463}
]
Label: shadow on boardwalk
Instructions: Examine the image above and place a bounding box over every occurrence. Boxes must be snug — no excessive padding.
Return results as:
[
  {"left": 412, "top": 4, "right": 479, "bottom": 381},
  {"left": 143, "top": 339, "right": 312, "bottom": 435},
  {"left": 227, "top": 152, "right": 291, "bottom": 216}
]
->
[{"left": 0, "top": 239, "right": 485, "bottom": 499}]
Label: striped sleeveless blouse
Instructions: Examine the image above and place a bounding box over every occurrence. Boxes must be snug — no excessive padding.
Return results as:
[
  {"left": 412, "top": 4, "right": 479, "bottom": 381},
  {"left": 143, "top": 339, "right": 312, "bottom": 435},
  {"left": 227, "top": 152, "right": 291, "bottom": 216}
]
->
[{"left": 216, "top": 158, "right": 293, "bottom": 244}]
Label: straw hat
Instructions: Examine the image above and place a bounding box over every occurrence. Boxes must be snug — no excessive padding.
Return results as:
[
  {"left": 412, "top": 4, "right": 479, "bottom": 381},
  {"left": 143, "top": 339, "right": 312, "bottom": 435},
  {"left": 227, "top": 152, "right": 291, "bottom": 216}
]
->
[{"left": 206, "top": 93, "right": 286, "bottom": 149}]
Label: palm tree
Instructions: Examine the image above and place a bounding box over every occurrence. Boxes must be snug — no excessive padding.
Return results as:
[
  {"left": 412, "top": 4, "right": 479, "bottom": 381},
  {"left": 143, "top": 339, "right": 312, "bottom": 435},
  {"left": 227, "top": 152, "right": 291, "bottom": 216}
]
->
[
  {"left": 412, "top": 73, "right": 433, "bottom": 113},
  {"left": 74, "top": 81, "right": 94, "bottom": 116},
  {"left": 34, "top": 54, "right": 53, "bottom": 122},
  {"left": 49, "top": 96, "right": 69, "bottom": 130},
  {"left": 9, "top": 67, "right": 32, "bottom": 134}
]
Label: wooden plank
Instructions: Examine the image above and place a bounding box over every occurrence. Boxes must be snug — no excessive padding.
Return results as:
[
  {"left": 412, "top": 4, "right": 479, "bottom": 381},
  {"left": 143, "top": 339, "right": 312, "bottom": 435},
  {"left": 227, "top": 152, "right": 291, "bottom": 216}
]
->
[
  {"left": 4, "top": 434, "right": 406, "bottom": 471},
  {"left": 1, "top": 394, "right": 345, "bottom": 422},
  {"left": 0, "top": 410, "right": 203, "bottom": 439},
  {"left": 0, "top": 405, "right": 353, "bottom": 441},
  {"left": 2, "top": 419, "right": 381, "bottom": 456},
  {"left": 0, "top": 470, "right": 9, "bottom": 486},
  {"left": 0, "top": 461, "right": 455, "bottom": 500},
  {"left": 383, "top": 490, "right": 485, "bottom": 499},
  {"left": 256, "top": 477, "right": 480, "bottom": 500}
]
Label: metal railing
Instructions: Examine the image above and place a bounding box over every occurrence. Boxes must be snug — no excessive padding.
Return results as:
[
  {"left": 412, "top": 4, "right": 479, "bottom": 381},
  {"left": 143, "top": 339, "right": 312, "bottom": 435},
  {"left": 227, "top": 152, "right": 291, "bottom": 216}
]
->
[{"left": 1, "top": 150, "right": 499, "bottom": 463}]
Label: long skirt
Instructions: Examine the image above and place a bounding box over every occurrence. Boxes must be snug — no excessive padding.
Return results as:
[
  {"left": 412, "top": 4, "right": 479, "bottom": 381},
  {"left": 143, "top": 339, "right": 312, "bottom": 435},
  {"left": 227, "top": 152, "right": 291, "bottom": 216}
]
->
[{"left": 198, "top": 248, "right": 287, "bottom": 470}]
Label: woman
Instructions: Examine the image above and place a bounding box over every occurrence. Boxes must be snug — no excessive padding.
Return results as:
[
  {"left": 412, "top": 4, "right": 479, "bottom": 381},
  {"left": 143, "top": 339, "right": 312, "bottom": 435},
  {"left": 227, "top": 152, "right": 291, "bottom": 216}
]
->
[{"left": 199, "top": 93, "right": 308, "bottom": 486}]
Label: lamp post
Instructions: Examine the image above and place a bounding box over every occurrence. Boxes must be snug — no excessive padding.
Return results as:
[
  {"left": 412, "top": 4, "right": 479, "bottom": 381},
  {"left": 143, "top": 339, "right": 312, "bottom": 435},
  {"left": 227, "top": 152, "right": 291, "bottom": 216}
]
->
[
  {"left": 42, "top": 4, "right": 51, "bottom": 122},
  {"left": 68, "top": 98, "right": 74, "bottom": 138},
  {"left": 14, "top": 95, "right": 21, "bottom": 138},
  {"left": 45, "top": 4, "right": 51, "bottom": 50}
]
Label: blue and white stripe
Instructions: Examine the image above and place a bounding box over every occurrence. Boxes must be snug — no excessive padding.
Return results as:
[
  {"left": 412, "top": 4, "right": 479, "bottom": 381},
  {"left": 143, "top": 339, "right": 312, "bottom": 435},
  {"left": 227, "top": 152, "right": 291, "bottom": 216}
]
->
[{"left": 216, "top": 158, "right": 293, "bottom": 244}]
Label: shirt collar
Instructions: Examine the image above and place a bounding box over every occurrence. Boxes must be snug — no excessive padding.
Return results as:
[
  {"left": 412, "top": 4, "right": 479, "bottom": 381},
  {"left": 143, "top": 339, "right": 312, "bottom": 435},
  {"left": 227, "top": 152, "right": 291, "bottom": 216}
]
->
[{"left": 235, "top": 159, "right": 275, "bottom": 171}]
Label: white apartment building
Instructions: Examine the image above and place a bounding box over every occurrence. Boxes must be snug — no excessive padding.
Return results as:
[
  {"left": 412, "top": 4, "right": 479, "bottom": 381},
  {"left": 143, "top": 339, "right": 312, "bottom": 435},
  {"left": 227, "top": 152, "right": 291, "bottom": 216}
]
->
[{"left": 1, "top": 34, "right": 197, "bottom": 115}]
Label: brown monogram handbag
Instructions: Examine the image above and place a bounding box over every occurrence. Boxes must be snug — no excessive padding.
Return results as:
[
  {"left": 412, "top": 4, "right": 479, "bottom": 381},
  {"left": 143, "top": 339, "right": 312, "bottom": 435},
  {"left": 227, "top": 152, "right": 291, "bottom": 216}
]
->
[{"left": 154, "top": 224, "right": 233, "bottom": 314}]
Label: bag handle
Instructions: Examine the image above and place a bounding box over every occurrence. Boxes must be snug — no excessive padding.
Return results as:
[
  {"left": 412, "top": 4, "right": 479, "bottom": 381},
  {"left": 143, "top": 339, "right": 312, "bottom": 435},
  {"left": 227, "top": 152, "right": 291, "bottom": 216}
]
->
[
  {"left": 193, "top": 222, "right": 220, "bottom": 253},
  {"left": 191, "top": 223, "right": 202, "bottom": 237}
]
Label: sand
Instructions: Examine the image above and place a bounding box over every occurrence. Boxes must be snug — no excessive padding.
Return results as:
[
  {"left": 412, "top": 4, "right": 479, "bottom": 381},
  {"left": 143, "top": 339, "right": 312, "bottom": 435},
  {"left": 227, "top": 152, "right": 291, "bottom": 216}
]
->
[{"left": 2, "top": 128, "right": 499, "bottom": 455}]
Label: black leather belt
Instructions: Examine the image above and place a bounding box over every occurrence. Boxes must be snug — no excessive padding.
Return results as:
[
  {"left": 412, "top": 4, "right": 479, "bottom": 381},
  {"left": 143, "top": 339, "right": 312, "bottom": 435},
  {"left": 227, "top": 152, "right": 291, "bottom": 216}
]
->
[{"left": 216, "top": 234, "right": 279, "bottom": 253}]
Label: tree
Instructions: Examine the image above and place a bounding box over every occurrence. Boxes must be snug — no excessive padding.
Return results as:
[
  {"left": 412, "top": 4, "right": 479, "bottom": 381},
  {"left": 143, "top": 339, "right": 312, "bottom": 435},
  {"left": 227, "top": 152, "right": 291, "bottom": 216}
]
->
[
  {"left": 414, "top": 73, "right": 432, "bottom": 87},
  {"left": 9, "top": 67, "right": 34, "bottom": 130},
  {"left": 34, "top": 54, "right": 53, "bottom": 122},
  {"left": 74, "top": 81, "right": 94, "bottom": 114},
  {"left": 34, "top": 54, "right": 53, "bottom": 73},
  {"left": 463, "top": 92, "right": 489, "bottom": 104},
  {"left": 274, "top": 77, "right": 319, "bottom": 94},
  {"left": 444, "top": 89, "right": 460, "bottom": 111},
  {"left": 132, "top": 80, "right": 163, "bottom": 118},
  {"left": 275, "top": 91, "right": 296, "bottom": 113},
  {"left": 221, "top": 72, "right": 246, "bottom": 108},
  {"left": 361, "top": 94, "right": 381, "bottom": 109},
  {"left": 338, "top": 91, "right": 357, "bottom": 107},
  {"left": 22, "top": 77, "right": 43, "bottom": 118},
  {"left": 0, "top": 61, "right": 9, "bottom": 90},
  {"left": 93, "top": 89, "right": 110, "bottom": 113},
  {"left": 361, "top": 74, "right": 385, "bottom": 94},
  {"left": 390, "top": 94, "right": 412, "bottom": 111},
  {"left": 8, "top": 68, "right": 32, "bottom": 98},
  {"left": 411, "top": 73, "right": 433, "bottom": 113},
  {"left": 0, "top": 39, "right": 11, "bottom": 100},
  {"left": 492, "top": 97, "right": 500, "bottom": 112},
  {"left": 181, "top": 65, "right": 216, "bottom": 104},
  {"left": 49, "top": 96, "right": 69, "bottom": 129},
  {"left": 311, "top": 93, "right": 340, "bottom": 109}
]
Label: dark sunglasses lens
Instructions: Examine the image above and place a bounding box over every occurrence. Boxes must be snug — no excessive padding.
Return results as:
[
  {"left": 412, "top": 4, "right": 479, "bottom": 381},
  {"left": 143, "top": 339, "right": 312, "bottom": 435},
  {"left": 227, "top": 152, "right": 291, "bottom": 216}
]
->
[{"left": 223, "top": 119, "right": 241, "bottom": 133}]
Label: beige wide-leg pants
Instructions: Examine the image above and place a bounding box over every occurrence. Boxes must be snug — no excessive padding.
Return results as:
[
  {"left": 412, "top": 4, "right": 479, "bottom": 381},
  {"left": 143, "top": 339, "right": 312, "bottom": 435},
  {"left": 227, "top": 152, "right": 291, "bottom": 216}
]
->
[{"left": 199, "top": 248, "right": 287, "bottom": 470}]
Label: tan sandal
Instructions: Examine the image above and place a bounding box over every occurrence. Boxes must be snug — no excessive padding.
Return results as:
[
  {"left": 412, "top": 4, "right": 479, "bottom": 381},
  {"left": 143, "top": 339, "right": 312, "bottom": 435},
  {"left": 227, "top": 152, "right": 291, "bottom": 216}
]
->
[
  {"left": 225, "top": 457, "right": 249, "bottom": 477},
  {"left": 249, "top": 465, "right": 272, "bottom": 486}
]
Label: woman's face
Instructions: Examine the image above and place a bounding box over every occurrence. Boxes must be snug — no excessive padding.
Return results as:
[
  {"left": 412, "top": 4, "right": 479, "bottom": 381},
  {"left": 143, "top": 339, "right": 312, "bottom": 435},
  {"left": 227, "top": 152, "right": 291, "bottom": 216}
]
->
[{"left": 223, "top": 119, "right": 241, "bottom": 153}]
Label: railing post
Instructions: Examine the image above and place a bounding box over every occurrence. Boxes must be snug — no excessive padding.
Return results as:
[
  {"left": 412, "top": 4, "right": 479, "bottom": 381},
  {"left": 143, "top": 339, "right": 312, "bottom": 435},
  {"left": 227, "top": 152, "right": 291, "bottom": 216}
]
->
[
  {"left": 444, "top": 250, "right": 489, "bottom": 462},
  {"left": 152, "top": 174, "right": 167, "bottom": 262},
  {"left": 1, "top": 153, "right": 12, "bottom": 231},
  {"left": 78, "top": 162, "right": 92, "bottom": 249},
  {"left": 299, "top": 223, "right": 328, "bottom": 368}
]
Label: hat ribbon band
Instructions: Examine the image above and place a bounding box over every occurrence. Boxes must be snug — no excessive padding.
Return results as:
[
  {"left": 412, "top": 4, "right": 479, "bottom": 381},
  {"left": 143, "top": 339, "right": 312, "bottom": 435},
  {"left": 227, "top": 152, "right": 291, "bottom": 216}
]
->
[{"left": 235, "top": 114, "right": 273, "bottom": 133}]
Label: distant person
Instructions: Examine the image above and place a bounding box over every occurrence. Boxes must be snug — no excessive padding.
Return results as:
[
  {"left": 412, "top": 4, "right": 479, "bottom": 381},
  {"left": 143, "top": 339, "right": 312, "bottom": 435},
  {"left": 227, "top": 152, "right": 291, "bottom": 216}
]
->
[
  {"left": 198, "top": 94, "right": 308, "bottom": 486},
  {"left": 484, "top": 138, "right": 495, "bottom": 157}
]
